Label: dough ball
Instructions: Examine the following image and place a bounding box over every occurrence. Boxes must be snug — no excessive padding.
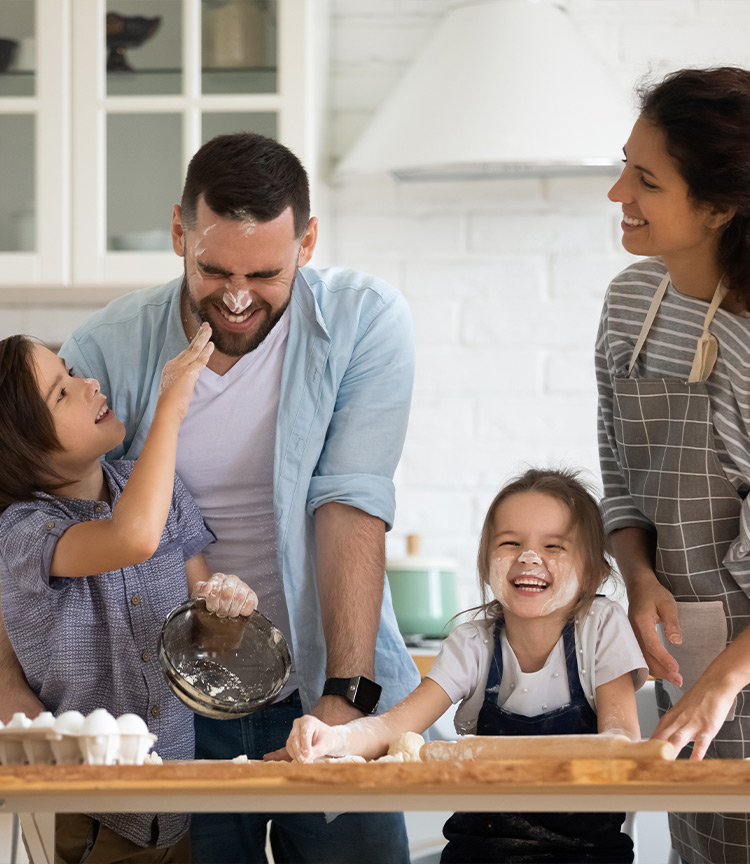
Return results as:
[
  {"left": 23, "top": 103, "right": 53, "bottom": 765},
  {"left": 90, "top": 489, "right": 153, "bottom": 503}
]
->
[{"left": 387, "top": 731, "right": 425, "bottom": 762}]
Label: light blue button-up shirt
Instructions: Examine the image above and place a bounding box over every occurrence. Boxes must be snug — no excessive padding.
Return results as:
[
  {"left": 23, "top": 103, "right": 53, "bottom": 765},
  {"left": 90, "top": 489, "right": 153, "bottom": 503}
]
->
[{"left": 60, "top": 266, "right": 421, "bottom": 713}]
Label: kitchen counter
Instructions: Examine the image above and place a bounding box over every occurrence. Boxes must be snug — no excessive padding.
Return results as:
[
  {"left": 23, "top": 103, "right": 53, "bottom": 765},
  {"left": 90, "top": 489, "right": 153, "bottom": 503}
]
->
[{"left": 3, "top": 756, "right": 750, "bottom": 863}]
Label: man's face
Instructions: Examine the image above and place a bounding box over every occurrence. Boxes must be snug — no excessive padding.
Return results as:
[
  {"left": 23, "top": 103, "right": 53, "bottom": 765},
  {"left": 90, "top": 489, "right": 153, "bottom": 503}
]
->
[{"left": 172, "top": 197, "right": 317, "bottom": 357}]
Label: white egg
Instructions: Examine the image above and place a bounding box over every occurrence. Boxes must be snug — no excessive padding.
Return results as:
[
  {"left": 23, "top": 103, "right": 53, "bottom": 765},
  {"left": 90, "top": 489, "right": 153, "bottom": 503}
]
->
[
  {"left": 81, "top": 709, "right": 119, "bottom": 735},
  {"left": 54, "top": 711, "right": 85, "bottom": 735},
  {"left": 29, "top": 712, "right": 56, "bottom": 729},
  {"left": 116, "top": 713, "right": 149, "bottom": 735},
  {"left": 7, "top": 712, "right": 31, "bottom": 729}
]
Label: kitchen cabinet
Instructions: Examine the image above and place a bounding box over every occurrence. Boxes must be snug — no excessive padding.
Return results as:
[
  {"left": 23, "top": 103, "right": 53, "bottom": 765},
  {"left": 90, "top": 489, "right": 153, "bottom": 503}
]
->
[{"left": 0, "top": 0, "right": 325, "bottom": 290}]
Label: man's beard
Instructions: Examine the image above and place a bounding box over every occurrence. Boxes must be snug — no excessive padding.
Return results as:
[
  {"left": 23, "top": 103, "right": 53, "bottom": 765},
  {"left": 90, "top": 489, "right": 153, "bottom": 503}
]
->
[{"left": 186, "top": 269, "right": 295, "bottom": 357}]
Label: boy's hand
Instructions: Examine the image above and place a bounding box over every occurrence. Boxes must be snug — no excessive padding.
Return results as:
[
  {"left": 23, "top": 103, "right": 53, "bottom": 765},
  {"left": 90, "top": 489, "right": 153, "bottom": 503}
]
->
[
  {"left": 285, "top": 715, "right": 349, "bottom": 763},
  {"left": 192, "top": 572, "right": 258, "bottom": 618},
  {"left": 158, "top": 322, "right": 214, "bottom": 421}
]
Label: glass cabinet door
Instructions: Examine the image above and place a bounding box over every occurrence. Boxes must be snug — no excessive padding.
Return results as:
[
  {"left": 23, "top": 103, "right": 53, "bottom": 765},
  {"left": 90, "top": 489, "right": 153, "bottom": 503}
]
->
[
  {"left": 72, "top": 0, "right": 313, "bottom": 288},
  {"left": 0, "top": 0, "right": 68, "bottom": 285}
]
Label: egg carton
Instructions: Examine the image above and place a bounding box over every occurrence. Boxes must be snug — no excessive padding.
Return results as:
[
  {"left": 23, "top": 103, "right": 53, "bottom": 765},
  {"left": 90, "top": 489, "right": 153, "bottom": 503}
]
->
[{"left": 0, "top": 709, "right": 157, "bottom": 766}]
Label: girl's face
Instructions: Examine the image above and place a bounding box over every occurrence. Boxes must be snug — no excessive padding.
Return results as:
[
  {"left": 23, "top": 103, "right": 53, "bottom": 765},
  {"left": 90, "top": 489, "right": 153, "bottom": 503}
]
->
[
  {"left": 31, "top": 345, "right": 125, "bottom": 476},
  {"left": 607, "top": 115, "right": 723, "bottom": 272},
  {"left": 487, "top": 491, "right": 582, "bottom": 621}
]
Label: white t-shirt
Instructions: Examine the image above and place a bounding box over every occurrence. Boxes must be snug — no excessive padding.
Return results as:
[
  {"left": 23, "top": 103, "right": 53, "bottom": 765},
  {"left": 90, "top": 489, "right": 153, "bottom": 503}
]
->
[
  {"left": 175, "top": 307, "right": 297, "bottom": 699},
  {"left": 427, "top": 597, "right": 648, "bottom": 736}
]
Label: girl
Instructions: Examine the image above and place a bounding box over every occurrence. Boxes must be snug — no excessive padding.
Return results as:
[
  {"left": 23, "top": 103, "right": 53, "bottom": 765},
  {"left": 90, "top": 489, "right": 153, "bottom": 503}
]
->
[
  {"left": 286, "top": 468, "right": 648, "bottom": 863},
  {"left": 0, "top": 324, "right": 257, "bottom": 864},
  {"left": 597, "top": 66, "right": 750, "bottom": 864}
]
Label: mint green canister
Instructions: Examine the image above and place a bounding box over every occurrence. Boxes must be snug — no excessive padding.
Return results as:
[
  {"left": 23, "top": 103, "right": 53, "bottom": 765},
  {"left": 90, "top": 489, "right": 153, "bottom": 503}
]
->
[{"left": 386, "top": 539, "right": 460, "bottom": 639}]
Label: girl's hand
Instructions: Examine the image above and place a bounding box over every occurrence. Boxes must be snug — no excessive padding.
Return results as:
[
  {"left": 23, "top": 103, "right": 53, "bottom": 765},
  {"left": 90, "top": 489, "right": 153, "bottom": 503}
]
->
[
  {"left": 191, "top": 572, "right": 258, "bottom": 618},
  {"left": 158, "top": 322, "right": 213, "bottom": 421},
  {"left": 285, "top": 715, "right": 349, "bottom": 763},
  {"left": 627, "top": 573, "right": 683, "bottom": 687}
]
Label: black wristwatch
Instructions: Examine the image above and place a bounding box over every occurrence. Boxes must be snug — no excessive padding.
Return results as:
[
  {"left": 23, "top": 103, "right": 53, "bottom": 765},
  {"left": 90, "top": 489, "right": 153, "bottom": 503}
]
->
[{"left": 322, "top": 676, "right": 382, "bottom": 715}]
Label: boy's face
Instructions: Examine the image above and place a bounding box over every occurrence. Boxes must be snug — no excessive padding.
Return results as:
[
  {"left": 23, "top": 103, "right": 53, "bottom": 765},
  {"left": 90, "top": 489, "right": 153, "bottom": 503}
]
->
[
  {"left": 32, "top": 345, "right": 125, "bottom": 475},
  {"left": 487, "top": 491, "right": 582, "bottom": 620}
]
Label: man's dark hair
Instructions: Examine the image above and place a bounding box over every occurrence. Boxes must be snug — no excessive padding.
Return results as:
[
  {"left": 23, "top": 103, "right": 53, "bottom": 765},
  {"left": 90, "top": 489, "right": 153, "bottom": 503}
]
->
[{"left": 180, "top": 132, "right": 311, "bottom": 238}]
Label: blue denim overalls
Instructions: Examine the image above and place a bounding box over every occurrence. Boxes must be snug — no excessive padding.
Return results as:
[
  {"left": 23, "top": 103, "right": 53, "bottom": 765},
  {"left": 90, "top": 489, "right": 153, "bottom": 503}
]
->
[{"left": 441, "top": 620, "right": 634, "bottom": 863}]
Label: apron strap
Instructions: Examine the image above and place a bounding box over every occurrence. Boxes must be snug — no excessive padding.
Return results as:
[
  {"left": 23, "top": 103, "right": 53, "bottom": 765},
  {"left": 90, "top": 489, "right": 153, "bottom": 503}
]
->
[{"left": 626, "top": 273, "right": 728, "bottom": 383}]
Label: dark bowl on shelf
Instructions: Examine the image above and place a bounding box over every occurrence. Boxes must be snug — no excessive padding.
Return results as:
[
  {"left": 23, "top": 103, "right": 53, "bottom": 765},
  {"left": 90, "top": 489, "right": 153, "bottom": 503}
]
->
[
  {"left": 105, "top": 13, "right": 161, "bottom": 71},
  {"left": 0, "top": 39, "right": 19, "bottom": 73}
]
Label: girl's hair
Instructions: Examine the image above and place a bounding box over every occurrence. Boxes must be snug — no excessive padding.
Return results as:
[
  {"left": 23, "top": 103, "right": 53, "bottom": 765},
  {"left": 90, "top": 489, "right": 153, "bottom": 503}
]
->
[
  {"left": 475, "top": 467, "right": 610, "bottom": 622},
  {"left": 638, "top": 66, "right": 750, "bottom": 305},
  {"left": 0, "top": 335, "right": 67, "bottom": 512}
]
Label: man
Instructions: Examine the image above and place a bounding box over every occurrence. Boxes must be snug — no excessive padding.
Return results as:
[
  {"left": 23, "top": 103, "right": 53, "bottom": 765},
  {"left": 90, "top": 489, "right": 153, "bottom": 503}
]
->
[{"left": 0, "top": 133, "right": 419, "bottom": 862}]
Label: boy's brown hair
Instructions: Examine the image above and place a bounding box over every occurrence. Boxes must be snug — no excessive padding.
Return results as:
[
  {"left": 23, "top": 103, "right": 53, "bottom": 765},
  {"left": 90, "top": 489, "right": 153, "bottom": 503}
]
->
[{"left": 0, "top": 335, "right": 67, "bottom": 511}]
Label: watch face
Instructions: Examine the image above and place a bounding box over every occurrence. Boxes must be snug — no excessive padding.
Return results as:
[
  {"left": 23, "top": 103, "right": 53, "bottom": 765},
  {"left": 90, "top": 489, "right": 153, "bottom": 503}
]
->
[{"left": 353, "top": 676, "right": 381, "bottom": 713}]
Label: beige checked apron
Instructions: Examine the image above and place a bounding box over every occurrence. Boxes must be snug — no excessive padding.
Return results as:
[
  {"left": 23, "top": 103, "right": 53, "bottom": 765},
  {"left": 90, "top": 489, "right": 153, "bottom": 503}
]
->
[{"left": 612, "top": 274, "right": 750, "bottom": 864}]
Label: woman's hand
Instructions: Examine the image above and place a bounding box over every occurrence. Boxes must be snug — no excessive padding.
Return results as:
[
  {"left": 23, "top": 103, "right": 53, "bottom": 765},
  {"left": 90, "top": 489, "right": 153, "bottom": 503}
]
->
[
  {"left": 627, "top": 573, "right": 683, "bottom": 687},
  {"left": 652, "top": 630, "right": 750, "bottom": 759},
  {"left": 651, "top": 673, "right": 739, "bottom": 760},
  {"left": 157, "top": 322, "right": 213, "bottom": 422},
  {"left": 191, "top": 572, "right": 258, "bottom": 618},
  {"left": 285, "top": 715, "right": 349, "bottom": 763}
]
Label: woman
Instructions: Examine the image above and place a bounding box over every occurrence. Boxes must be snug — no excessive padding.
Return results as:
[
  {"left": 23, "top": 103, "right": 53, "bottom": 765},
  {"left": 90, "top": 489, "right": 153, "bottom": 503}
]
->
[{"left": 596, "top": 66, "right": 750, "bottom": 864}]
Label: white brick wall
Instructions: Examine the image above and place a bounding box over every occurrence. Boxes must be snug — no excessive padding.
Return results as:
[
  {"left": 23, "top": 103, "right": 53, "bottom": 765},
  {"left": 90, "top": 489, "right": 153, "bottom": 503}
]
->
[{"left": 327, "top": 0, "right": 750, "bottom": 601}]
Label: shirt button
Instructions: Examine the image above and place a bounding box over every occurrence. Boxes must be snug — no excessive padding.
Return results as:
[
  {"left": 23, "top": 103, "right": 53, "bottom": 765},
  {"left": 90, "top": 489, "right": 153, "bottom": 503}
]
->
[
  {"left": 542, "top": 705, "right": 548, "bottom": 710},
  {"left": 80, "top": 516, "right": 90, "bottom": 522},
  {"left": 141, "top": 651, "right": 151, "bottom": 662},
  {"left": 581, "top": 669, "right": 587, "bottom": 675},
  {"left": 510, "top": 683, "right": 515, "bottom": 689},
  {"left": 150, "top": 706, "right": 160, "bottom": 718},
  {"left": 131, "top": 595, "right": 141, "bottom": 606},
  {"left": 94, "top": 503, "right": 106, "bottom": 514},
  {"left": 578, "top": 648, "right": 583, "bottom": 654},
  {"left": 45, "top": 521, "right": 55, "bottom": 530},
  {"left": 552, "top": 673, "right": 559, "bottom": 678},
  {"left": 522, "top": 688, "right": 529, "bottom": 693}
]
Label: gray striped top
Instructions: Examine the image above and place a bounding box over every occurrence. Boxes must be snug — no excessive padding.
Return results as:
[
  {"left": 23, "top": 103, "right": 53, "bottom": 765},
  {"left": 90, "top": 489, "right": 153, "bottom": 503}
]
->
[{"left": 596, "top": 257, "right": 750, "bottom": 540}]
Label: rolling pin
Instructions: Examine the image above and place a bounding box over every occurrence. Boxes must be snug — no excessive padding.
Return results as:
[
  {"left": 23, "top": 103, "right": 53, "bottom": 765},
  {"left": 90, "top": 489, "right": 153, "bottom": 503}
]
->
[{"left": 421, "top": 734, "right": 675, "bottom": 761}]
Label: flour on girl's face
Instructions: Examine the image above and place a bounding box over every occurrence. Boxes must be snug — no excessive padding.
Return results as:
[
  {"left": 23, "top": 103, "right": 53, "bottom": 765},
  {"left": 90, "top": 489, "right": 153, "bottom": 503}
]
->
[{"left": 488, "top": 549, "right": 581, "bottom": 617}]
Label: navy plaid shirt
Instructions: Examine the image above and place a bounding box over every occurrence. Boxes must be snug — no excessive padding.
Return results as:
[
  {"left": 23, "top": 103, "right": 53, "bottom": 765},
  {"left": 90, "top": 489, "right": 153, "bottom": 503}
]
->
[{"left": 0, "top": 459, "right": 214, "bottom": 847}]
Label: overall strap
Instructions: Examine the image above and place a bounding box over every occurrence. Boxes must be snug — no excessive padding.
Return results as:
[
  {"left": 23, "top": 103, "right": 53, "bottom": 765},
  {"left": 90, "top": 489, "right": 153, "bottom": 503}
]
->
[
  {"left": 562, "top": 621, "right": 586, "bottom": 702},
  {"left": 482, "top": 621, "right": 504, "bottom": 703}
]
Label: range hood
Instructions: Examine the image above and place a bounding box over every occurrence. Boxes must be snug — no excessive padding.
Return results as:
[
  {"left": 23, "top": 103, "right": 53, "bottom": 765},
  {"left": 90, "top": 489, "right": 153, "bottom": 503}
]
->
[{"left": 335, "top": 0, "right": 635, "bottom": 181}]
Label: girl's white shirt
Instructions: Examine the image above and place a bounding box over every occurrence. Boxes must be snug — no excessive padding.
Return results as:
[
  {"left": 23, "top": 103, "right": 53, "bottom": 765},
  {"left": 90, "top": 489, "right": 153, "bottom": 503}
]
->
[{"left": 427, "top": 596, "right": 648, "bottom": 736}]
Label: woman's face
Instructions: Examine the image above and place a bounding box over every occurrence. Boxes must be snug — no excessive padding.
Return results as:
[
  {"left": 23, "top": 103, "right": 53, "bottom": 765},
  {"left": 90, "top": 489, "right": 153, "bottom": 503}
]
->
[
  {"left": 608, "top": 115, "right": 723, "bottom": 271},
  {"left": 487, "top": 491, "right": 583, "bottom": 621}
]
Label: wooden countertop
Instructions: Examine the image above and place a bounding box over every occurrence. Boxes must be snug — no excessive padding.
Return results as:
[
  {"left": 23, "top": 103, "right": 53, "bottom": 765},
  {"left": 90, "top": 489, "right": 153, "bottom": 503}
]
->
[{"left": 2, "top": 757, "right": 750, "bottom": 814}]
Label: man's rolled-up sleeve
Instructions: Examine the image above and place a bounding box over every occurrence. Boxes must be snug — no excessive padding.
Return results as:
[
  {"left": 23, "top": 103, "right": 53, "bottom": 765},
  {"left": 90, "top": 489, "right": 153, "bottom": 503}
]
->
[{"left": 306, "top": 290, "right": 414, "bottom": 530}]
